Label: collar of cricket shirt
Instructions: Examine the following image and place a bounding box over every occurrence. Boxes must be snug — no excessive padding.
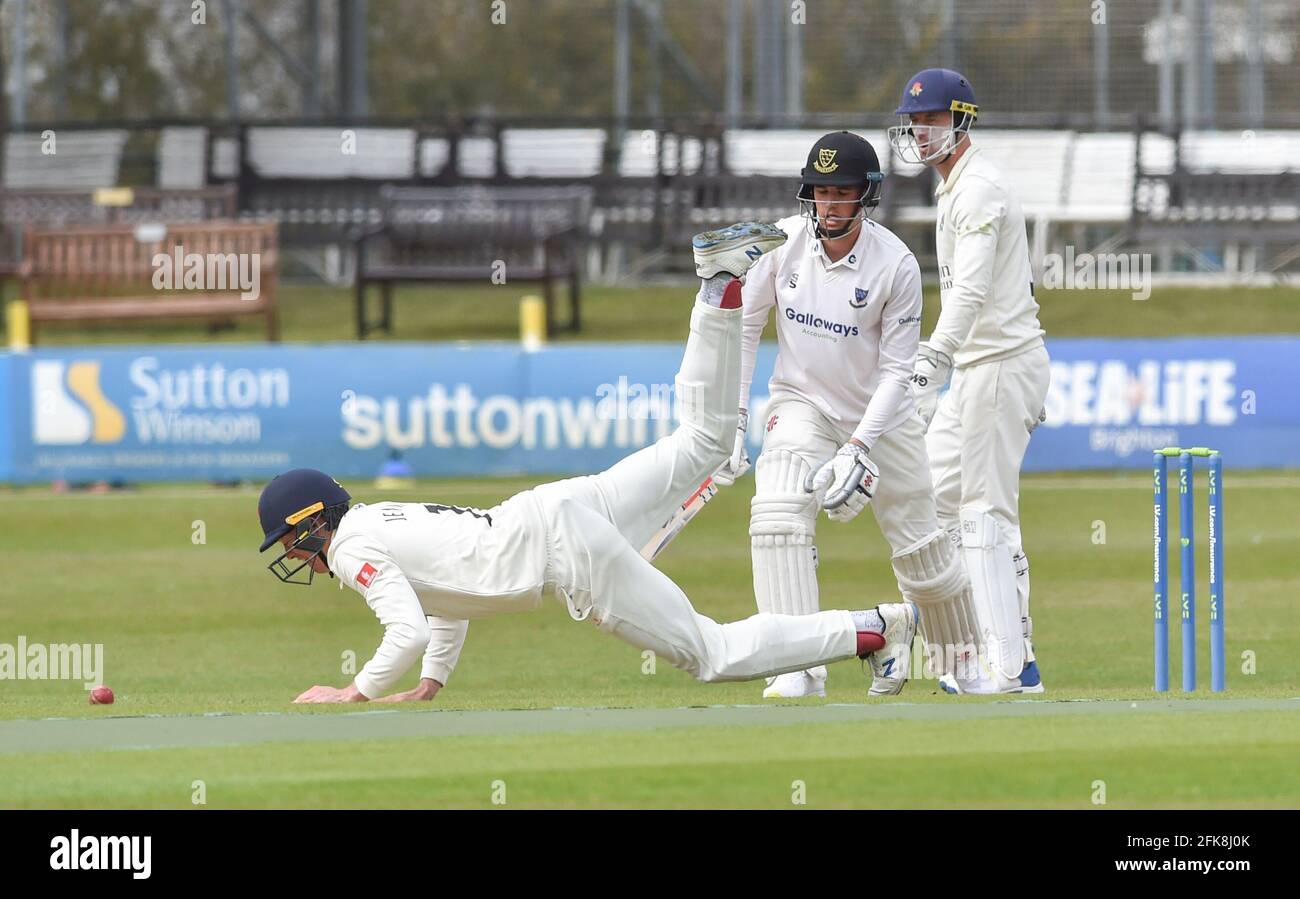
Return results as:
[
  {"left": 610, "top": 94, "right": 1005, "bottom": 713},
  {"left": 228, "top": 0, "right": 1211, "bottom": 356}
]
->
[
  {"left": 811, "top": 221, "right": 870, "bottom": 271},
  {"left": 935, "top": 144, "right": 981, "bottom": 197}
]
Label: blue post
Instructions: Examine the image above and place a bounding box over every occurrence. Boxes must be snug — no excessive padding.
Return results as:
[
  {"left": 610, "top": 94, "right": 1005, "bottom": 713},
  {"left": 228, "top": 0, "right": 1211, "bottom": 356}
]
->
[
  {"left": 1153, "top": 451, "right": 1169, "bottom": 692},
  {"left": 1179, "top": 451, "right": 1196, "bottom": 692},
  {"left": 1209, "top": 453, "right": 1225, "bottom": 692}
]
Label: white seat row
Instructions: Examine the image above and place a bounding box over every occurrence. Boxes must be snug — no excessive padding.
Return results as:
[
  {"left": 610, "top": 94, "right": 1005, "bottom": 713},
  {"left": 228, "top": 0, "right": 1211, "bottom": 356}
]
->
[
  {"left": 7, "top": 128, "right": 1292, "bottom": 217},
  {"left": 3, "top": 131, "right": 128, "bottom": 189}
]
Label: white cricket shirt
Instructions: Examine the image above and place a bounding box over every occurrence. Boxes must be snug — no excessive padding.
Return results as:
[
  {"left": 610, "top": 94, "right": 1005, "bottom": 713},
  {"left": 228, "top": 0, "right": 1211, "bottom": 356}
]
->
[
  {"left": 325, "top": 493, "right": 548, "bottom": 698},
  {"left": 930, "top": 145, "right": 1046, "bottom": 368},
  {"left": 739, "top": 214, "right": 922, "bottom": 447}
]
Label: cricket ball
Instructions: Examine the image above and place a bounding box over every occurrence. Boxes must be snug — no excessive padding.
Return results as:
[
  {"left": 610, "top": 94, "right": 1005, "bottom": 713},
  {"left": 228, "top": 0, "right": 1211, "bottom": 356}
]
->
[{"left": 89, "top": 685, "right": 115, "bottom": 705}]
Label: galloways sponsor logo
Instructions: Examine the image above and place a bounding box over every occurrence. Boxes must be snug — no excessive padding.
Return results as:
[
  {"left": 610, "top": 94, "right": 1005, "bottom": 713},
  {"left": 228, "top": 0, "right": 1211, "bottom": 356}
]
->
[
  {"left": 783, "top": 306, "right": 860, "bottom": 337},
  {"left": 1044, "top": 357, "right": 1237, "bottom": 456},
  {"left": 32, "top": 357, "right": 289, "bottom": 447},
  {"left": 50, "top": 830, "right": 151, "bottom": 880}
]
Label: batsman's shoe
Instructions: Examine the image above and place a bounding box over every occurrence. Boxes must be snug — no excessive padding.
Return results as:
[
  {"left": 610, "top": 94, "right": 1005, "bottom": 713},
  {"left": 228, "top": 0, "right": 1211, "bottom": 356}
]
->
[
  {"left": 762, "top": 667, "right": 828, "bottom": 699},
  {"left": 693, "top": 222, "right": 787, "bottom": 278},
  {"left": 864, "top": 602, "right": 918, "bottom": 695},
  {"left": 939, "top": 659, "right": 1045, "bottom": 695}
]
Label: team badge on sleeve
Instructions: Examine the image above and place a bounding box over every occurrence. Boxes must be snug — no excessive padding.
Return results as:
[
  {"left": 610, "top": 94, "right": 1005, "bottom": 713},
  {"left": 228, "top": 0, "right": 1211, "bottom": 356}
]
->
[{"left": 357, "top": 563, "right": 378, "bottom": 589}]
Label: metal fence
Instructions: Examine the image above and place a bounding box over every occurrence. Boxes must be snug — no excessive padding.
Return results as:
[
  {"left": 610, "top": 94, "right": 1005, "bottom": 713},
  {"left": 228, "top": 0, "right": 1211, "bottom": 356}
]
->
[{"left": 3, "top": 0, "right": 1296, "bottom": 131}]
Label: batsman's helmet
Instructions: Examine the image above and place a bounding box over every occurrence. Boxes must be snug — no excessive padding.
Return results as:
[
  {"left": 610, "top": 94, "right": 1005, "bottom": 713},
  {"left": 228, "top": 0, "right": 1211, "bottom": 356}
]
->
[
  {"left": 797, "top": 131, "right": 884, "bottom": 207},
  {"left": 258, "top": 468, "right": 351, "bottom": 584},
  {"left": 889, "top": 68, "right": 979, "bottom": 165},
  {"left": 893, "top": 67, "right": 979, "bottom": 125},
  {"left": 797, "top": 131, "right": 884, "bottom": 240}
]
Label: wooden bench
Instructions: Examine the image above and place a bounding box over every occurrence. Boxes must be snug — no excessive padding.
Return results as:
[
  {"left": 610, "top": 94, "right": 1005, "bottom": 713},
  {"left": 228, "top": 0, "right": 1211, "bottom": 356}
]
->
[
  {"left": 353, "top": 185, "right": 590, "bottom": 338},
  {"left": 18, "top": 220, "right": 279, "bottom": 343}
]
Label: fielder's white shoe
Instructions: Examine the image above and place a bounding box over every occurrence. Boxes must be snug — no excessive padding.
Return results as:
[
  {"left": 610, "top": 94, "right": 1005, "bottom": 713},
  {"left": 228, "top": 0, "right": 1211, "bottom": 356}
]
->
[
  {"left": 866, "top": 602, "right": 919, "bottom": 696},
  {"left": 762, "top": 667, "right": 828, "bottom": 699},
  {"left": 692, "top": 222, "right": 787, "bottom": 278},
  {"left": 939, "top": 659, "right": 1045, "bottom": 695}
]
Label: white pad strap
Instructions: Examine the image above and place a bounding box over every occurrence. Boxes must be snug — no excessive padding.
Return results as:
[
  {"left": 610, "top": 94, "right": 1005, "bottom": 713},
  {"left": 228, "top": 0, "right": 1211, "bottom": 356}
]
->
[
  {"left": 891, "top": 529, "right": 979, "bottom": 678},
  {"left": 1013, "top": 549, "right": 1035, "bottom": 663},
  {"left": 961, "top": 507, "right": 1025, "bottom": 680},
  {"left": 751, "top": 449, "right": 819, "bottom": 617}
]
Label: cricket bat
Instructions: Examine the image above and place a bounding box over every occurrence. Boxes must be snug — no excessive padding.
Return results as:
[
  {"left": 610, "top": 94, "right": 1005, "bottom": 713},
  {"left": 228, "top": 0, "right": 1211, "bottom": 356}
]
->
[{"left": 639, "top": 477, "right": 718, "bottom": 562}]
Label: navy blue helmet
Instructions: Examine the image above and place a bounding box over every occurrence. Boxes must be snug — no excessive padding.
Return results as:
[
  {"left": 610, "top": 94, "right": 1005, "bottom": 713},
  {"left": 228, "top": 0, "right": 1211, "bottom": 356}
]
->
[
  {"left": 796, "top": 131, "right": 884, "bottom": 240},
  {"left": 257, "top": 468, "right": 351, "bottom": 584},
  {"left": 888, "top": 68, "right": 979, "bottom": 165}
]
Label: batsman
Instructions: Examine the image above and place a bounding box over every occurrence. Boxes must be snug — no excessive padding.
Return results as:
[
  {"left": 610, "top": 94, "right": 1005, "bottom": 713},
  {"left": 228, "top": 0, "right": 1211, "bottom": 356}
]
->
[
  {"left": 255, "top": 224, "right": 917, "bottom": 704},
  {"left": 889, "top": 68, "right": 1051, "bottom": 694},
  {"left": 715, "top": 131, "right": 981, "bottom": 699}
]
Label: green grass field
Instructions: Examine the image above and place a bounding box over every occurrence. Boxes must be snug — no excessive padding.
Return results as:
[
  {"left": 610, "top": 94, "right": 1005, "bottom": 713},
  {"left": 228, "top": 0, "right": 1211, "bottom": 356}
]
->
[
  {"left": 7, "top": 282, "right": 1300, "bottom": 345},
  {"left": 1, "top": 471, "right": 1298, "bottom": 808},
  {"left": 4, "top": 278, "right": 1298, "bottom": 808}
]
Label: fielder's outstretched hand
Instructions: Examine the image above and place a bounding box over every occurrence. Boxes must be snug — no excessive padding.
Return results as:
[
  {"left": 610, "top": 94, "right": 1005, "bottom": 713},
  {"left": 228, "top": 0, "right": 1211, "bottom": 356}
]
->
[
  {"left": 806, "top": 441, "right": 878, "bottom": 523},
  {"left": 711, "top": 410, "right": 751, "bottom": 487},
  {"left": 294, "top": 682, "right": 367, "bottom": 703},
  {"left": 374, "top": 678, "right": 442, "bottom": 703}
]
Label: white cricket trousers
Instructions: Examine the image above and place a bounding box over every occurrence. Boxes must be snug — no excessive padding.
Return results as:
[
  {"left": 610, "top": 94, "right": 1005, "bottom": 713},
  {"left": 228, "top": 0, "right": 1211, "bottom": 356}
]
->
[
  {"left": 927, "top": 345, "right": 1051, "bottom": 547},
  {"left": 531, "top": 301, "right": 858, "bottom": 682}
]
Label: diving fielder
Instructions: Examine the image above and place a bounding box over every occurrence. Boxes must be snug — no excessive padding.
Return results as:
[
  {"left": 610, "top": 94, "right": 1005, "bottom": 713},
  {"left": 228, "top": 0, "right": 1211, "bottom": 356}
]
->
[
  {"left": 256, "top": 224, "right": 918, "bottom": 704},
  {"left": 888, "top": 68, "right": 1050, "bottom": 694},
  {"left": 712, "top": 132, "right": 979, "bottom": 699}
]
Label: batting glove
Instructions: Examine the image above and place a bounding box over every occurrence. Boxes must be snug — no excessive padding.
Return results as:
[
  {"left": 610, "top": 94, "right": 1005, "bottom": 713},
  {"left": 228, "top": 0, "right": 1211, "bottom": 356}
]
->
[
  {"left": 806, "top": 442, "right": 879, "bottom": 523},
  {"left": 711, "top": 409, "right": 751, "bottom": 487},
  {"left": 910, "top": 341, "right": 953, "bottom": 430}
]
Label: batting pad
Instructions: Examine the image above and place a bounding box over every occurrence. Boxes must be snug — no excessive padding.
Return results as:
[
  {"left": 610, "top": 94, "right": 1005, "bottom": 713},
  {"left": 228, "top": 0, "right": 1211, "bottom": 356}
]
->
[
  {"left": 960, "top": 507, "right": 1025, "bottom": 680},
  {"left": 891, "top": 529, "right": 980, "bottom": 678},
  {"left": 751, "top": 449, "right": 819, "bottom": 616}
]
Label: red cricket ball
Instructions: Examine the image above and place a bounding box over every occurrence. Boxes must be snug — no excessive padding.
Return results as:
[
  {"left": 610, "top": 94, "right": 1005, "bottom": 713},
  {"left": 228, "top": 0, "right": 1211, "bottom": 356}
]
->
[{"left": 89, "top": 685, "right": 115, "bottom": 705}]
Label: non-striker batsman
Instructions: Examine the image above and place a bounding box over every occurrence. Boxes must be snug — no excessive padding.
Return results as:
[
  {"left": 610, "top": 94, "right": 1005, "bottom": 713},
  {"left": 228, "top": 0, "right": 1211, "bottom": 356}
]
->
[{"left": 889, "top": 68, "right": 1051, "bottom": 694}]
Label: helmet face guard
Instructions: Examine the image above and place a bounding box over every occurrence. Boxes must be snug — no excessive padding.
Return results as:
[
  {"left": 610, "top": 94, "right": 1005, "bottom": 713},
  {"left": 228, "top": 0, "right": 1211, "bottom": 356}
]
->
[
  {"left": 265, "top": 501, "right": 350, "bottom": 586},
  {"left": 267, "top": 517, "right": 329, "bottom": 585},
  {"left": 887, "top": 106, "right": 976, "bottom": 165},
  {"left": 796, "top": 174, "right": 883, "bottom": 240},
  {"left": 796, "top": 131, "right": 884, "bottom": 242}
]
